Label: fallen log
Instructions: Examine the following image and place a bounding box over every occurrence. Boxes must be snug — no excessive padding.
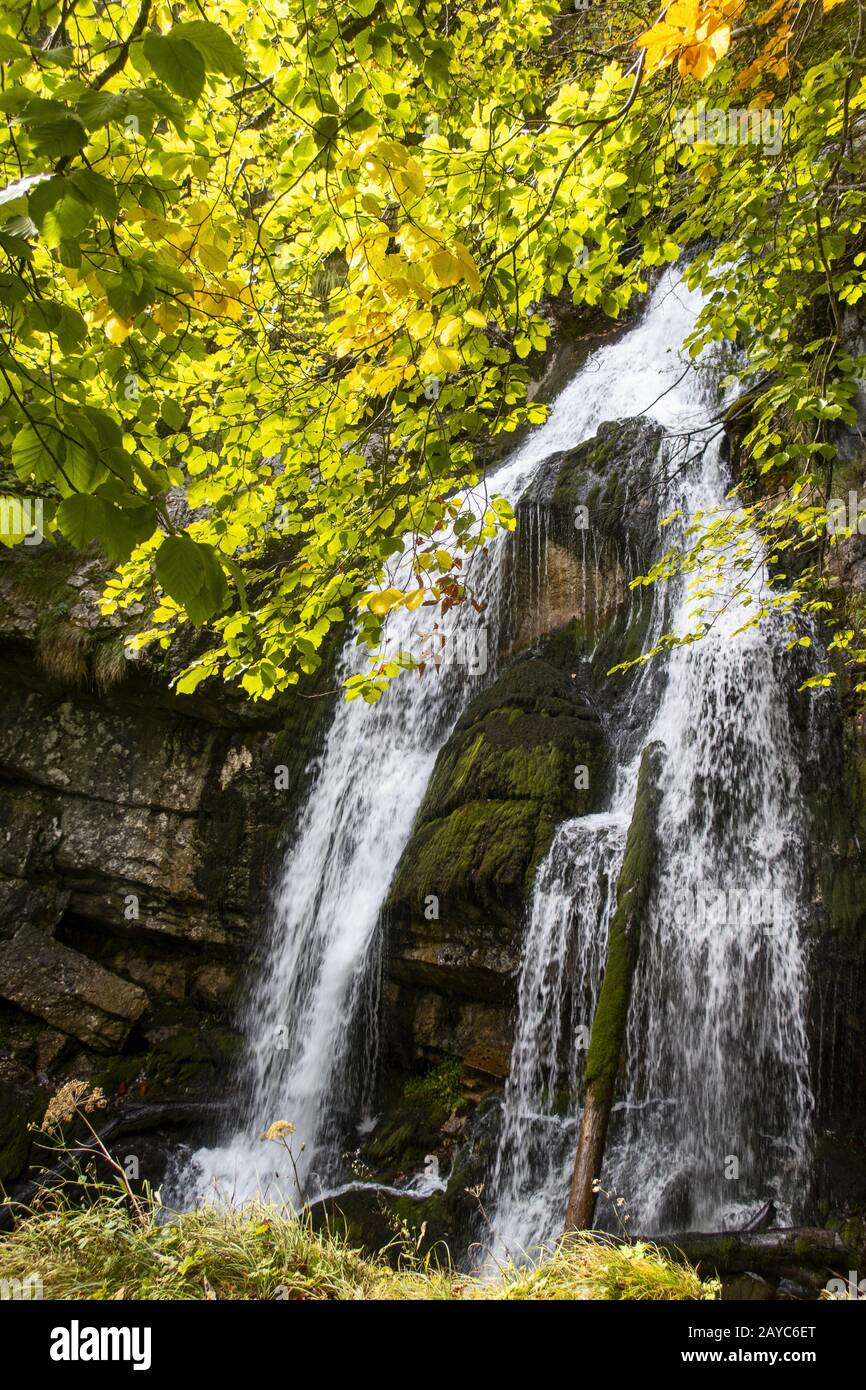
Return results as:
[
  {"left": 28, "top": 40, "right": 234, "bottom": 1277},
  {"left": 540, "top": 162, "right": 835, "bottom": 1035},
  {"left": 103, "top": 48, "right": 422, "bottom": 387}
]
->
[
  {"left": 565, "top": 743, "right": 661, "bottom": 1232},
  {"left": 649, "top": 1226, "right": 858, "bottom": 1276}
]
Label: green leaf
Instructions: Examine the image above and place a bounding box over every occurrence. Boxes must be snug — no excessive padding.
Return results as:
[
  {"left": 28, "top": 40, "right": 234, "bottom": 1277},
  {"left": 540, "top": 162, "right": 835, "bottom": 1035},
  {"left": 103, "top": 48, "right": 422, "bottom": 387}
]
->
[
  {"left": 76, "top": 90, "right": 129, "bottom": 130},
  {"left": 56, "top": 493, "right": 150, "bottom": 563},
  {"left": 173, "top": 20, "right": 245, "bottom": 76},
  {"left": 55, "top": 492, "right": 108, "bottom": 548},
  {"left": 12, "top": 422, "right": 64, "bottom": 483},
  {"left": 0, "top": 272, "right": 28, "bottom": 305},
  {"left": 155, "top": 535, "right": 229, "bottom": 624},
  {"left": 56, "top": 304, "right": 88, "bottom": 354},
  {"left": 28, "top": 178, "right": 92, "bottom": 248},
  {"left": 160, "top": 398, "right": 186, "bottom": 431},
  {"left": 134, "top": 86, "right": 187, "bottom": 134},
  {"left": 186, "top": 543, "right": 230, "bottom": 624},
  {"left": 175, "top": 662, "right": 215, "bottom": 695},
  {"left": 0, "top": 34, "right": 29, "bottom": 60},
  {"left": 155, "top": 534, "right": 206, "bottom": 604},
  {"left": 27, "top": 116, "right": 87, "bottom": 158},
  {"left": 62, "top": 440, "right": 108, "bottom": 493},
  {"left": 143, "top": 32, "right": 206, "bottom": 103},
  {"left": 71, "top": 169, "right": 118, "bottom": 223}
]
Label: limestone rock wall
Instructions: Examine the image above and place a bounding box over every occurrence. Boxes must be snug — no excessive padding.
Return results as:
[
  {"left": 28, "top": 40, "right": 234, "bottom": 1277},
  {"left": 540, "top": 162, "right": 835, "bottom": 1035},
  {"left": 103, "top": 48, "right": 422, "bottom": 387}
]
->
[
  {"left": 381, "top": 416, "right": 663, "bottom": 1091},
  {"left": 0, "top": 544, "right": 333, "bottom": 1186}
]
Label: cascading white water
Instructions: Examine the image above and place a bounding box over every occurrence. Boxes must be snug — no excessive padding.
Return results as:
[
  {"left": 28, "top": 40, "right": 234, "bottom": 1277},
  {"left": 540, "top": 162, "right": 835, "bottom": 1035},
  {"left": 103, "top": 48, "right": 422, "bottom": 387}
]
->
[
  {"left": 180, "top": 518, "right": 512, "bottom": 1206},
  {"left": 607, "top": 507, "right": 814, "bottom": 1234},
  {"left": 489, "top": 269, "right": 815, "bottom": 1257},
  {"left": 487, "top": 814, "right": 627, "bottom": 1255},
  {"left": 180, "top": 272, "right": 720, "bottom": 1209}
]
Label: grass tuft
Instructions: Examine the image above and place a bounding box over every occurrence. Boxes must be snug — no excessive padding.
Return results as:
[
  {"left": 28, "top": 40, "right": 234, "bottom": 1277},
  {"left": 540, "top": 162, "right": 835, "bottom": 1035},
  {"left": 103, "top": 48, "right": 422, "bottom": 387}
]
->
[
  {"left": 0, "top": 1189, "right": 718, "bottom": 1301},
  {"left": 36, "top": 615, "right": 93, "bottom": 686}
]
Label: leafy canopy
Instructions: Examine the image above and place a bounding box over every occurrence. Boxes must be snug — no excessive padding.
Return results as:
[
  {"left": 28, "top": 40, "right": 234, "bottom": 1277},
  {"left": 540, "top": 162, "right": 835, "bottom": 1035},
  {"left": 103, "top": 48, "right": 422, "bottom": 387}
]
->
[{"left": 0, "top": 0, "right": 863, "bottom": 698}]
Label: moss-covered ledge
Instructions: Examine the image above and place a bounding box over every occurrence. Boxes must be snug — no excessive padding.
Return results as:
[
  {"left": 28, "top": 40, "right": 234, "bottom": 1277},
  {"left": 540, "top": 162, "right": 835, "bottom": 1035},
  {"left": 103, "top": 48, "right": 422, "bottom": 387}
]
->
[
  {"left": 383, "top": 650, "right": 609, "bottom": 1077},
  {"left": 390, "top": 654, "right": 608, "bottom": 936}
]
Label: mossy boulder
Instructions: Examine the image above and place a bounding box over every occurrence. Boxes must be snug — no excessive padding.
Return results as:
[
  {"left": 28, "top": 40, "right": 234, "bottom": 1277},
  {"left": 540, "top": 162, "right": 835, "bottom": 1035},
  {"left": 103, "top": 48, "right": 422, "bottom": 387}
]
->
[
  {"left": 324, "top": 1064, "right": 500, "bottom": 1261},
  {"left": 390, "top": 654, "right": 607, "bottom": 933},
  {"left": 385, "top": 650, "right": 607, "bottom": 1078},
  {"left": 364, "top": 1061, "right": 463, "bottom": 1176}
]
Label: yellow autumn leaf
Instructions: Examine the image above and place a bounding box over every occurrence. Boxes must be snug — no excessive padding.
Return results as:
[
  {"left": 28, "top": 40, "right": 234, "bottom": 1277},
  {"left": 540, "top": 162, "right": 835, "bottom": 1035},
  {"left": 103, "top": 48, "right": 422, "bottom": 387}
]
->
[
  {"left": 667, "top": 0, "right": 701, "bottom": 27},
  {"left": 420, "top": 344, "right": 460, "bottom": 375},
  {"left": 404, "top": 587, "right": 426, "bottom": 611},
  {"left": 464, "top": 308, "right": 487, "bottom": 328},
  {"left": 452, "top": 240, "right": 481, "bottom": 293},
  {"left": 407, "top": 309, "right": 434, "bottom": 337},
  {"left": 363, "top": 587, "right": 404, "bottom": 616},
  {"left": 679, "top": 25, "right": 730, "bottom": 80},
  {"left": 84, "top": 299, "right": 108, "bottom": 329},
  {"left": 197, "top": 242, "right": 229, "bottom": 273},
  {"left": 756, "top": 0, "right": 788, "bottom": 20},
  {"left": 393, "top": 157, "right": 425, "bottom": 198},
  {"left": 103, "top": 313, "right": 134, "bottom": 344},
  {"left": 636, "top": 1, "right": 743, "bottom": 79},
  {"left": 439, "top": 315, "right": 463, "bottom": 346},
  {"left": 429, "top": 240, "right": 480, "bottom": 293},
  {"left": 367, "top": 360, "right": 413, "bottom": 394},
  {"left": 430, "top": 248, "right": 466, "bottom": 287},
  {"left": 152, "top": 302, "right": 182, "bottom": 335}
]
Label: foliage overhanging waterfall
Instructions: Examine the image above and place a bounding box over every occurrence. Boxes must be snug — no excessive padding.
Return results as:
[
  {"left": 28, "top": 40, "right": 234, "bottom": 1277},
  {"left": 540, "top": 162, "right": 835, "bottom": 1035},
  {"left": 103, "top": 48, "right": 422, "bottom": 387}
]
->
[{"left": 183, "top": 272, "right": 815, "bottom": 1244}]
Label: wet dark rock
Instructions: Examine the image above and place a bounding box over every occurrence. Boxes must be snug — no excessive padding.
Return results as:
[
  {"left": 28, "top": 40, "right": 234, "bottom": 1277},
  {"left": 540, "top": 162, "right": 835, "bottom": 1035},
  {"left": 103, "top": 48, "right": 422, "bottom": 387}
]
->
[
  {"left": 721, "top": 1272, "right": 776, "bottom": 1301},
  {"left": 0, "top": 925, "right": 148, "bottom": 1051},
  {"left": 0, "top": 543, "right": 337, "bottom": 1186}
]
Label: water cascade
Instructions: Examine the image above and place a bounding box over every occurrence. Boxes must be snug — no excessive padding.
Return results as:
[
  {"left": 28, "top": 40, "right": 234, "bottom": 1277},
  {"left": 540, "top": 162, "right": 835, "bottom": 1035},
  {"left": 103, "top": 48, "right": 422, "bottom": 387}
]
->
[
  {"left": 183, "top": 272, "right": 814, "bottom": 1244},
  {"left": 489, "top": 273, "right": 814, "bottom": 1258}
]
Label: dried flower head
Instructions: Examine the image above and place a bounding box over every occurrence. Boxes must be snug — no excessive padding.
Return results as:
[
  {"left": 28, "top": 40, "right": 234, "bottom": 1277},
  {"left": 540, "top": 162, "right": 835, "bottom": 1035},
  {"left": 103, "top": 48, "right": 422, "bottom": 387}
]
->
[{"left": 41, "top": 1080, "right": 107, "bottom": 1132}]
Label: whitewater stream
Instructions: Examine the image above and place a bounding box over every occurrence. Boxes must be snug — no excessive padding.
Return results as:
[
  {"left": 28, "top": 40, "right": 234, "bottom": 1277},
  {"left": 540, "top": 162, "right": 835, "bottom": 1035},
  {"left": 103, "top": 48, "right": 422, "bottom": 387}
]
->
[
  {"left": 488, "top": 276, "right": 813, "bottom": 1258},
  {"left": 180, "top": 271, "right": 814, "bottom": 1245}
]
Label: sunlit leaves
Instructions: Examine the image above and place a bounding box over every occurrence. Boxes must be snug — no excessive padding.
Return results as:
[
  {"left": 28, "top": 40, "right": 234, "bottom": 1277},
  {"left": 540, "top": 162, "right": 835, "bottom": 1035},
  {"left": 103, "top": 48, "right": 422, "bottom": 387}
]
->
[
  {"left": 0, "top": 0, "right": 862, "bottom": 701},
  {"left": 142, "top": 32, "right": 207, "bottom": 103},
  {"left": 635, "top": 2, "right": 745, "bottom": 80},
  {"left": 154, "top": 535, "right": 229, "bottom": 625}
]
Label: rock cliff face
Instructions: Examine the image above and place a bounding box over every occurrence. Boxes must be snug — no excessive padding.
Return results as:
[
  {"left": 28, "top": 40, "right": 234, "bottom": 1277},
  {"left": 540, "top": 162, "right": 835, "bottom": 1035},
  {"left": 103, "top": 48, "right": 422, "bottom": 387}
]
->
[
  {"left": 385, "top": 655, "right": 609, "bottom": 1080},
  {"left": 2, "top": 386, "right": 866, "bottom": 1252},
  {"left": 0, "top": 544, "right": 334, "bottom": 1186},
  {"left": 380, "top": 417, "right": 662, "bottom": 1093}
]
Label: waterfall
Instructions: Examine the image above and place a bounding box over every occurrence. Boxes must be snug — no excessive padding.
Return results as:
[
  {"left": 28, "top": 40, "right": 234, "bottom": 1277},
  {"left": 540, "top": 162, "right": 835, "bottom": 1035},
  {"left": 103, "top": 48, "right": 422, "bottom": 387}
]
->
[
  {"left": 179, "top": 272, "right": 721, "bottom": 1208},
  {"left": 179, "top": 503, "right": 517, "bottom": 1205},
  {"left": 489, "top": 270, "right": 815, "bottom": 1258},
  {"left": 180, "top": 269, "right": 813, "bottom": 1240},
  {"left": 487, "top": 813, "right": 628, "bottom": 1253}
]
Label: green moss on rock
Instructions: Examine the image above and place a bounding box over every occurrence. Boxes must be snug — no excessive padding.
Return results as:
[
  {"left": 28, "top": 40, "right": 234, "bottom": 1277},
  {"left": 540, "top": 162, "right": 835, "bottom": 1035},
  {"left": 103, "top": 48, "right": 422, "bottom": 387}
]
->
[
  {"left": 390, "top": 654, "right": 607, "bottom": 931},
  {"left": 365, "top": 1062, "right": 463, "bottom": 1173},
  {"left": 94, "top": 1029, "right": 243, "bottom": 1099}
]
